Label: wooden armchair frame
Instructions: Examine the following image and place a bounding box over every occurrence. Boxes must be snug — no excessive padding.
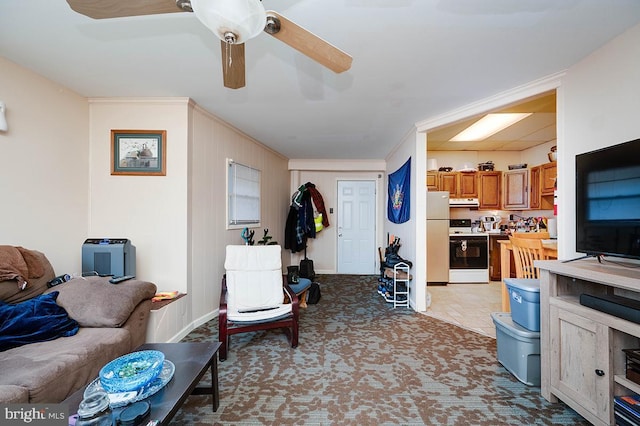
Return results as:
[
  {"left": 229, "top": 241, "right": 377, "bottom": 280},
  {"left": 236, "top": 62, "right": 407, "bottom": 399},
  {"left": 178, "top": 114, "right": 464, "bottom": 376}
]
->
[{"left": 218, "top": 274, "right": 299, "bottom": 361}]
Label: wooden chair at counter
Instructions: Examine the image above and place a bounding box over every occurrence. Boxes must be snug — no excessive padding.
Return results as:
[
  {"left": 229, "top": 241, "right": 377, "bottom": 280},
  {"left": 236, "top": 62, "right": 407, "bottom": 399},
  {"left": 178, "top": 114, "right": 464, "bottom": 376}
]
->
[
  {"left": 500, "top": 232, "right": 556, "bottom": 311},
  {"left": 503, "top": 237, "right": 547, "bottom": 321},
  {"left": 509, "top": 236, "right": 547, "bottom": 279}
]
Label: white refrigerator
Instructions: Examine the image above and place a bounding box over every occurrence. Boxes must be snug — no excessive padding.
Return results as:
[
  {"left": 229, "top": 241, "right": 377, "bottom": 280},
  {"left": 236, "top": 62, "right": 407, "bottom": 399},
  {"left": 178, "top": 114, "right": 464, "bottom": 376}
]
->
[{"left": 427, "top": 191, "right": 450, "bottom": 283}]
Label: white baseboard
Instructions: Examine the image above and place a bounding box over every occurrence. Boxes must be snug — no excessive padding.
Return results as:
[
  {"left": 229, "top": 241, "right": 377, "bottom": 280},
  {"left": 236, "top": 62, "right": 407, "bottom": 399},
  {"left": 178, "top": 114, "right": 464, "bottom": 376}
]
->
[{"left": 165, "top": 309, "right": 218, "bottom": 343}]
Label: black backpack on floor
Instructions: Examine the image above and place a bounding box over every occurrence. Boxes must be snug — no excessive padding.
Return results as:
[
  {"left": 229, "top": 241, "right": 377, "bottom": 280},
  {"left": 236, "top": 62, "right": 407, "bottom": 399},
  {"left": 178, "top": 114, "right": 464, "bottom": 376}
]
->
[
  {"left": 299, "top": 257, "right": 315, "bottom": 280},
  {"left": 307, "top": 282, "right": 321, "bottom": 304}
]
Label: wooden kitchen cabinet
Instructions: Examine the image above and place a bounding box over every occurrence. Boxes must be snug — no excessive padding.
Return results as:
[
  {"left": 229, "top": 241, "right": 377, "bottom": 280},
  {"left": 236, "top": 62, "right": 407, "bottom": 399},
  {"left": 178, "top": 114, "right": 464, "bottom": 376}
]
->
[
  {"left": 488, "top": 234, "right": 509, "bottom": 281},
  {"left": 503, "top": 168, "right": 529, "bottom": 210},
  {"left": 426, "top": 171, "right": 439, "bottom": 191},
  {"left": 540, "top": 162, "right": 557, "bottom": 196},
  {"left": 427, "top": 171, "right": 479, "bottom": 197},
  {"left": 529, "top": 166, "right": 541, "bottom": 209},
  {"left": 439, "top": 172, "right": 458, "bottom": 196},
  {"left": 458, "top": 172, "right": 478, "bottom": 198},
  {"left": 436, "top": 171, "right": 478, "bottom": 197},
  {"left": 478, "top": 171, "right": 501, "bottom": 209},
  {"left": 530, "top": 162, "right": 556, "bottom": 210}
]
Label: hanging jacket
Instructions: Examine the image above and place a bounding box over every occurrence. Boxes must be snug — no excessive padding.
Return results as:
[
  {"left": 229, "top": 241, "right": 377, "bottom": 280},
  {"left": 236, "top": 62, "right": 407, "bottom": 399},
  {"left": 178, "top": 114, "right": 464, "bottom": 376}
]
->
[
  {"left": 285, "top": 206, "right": 305, "bottom": 253},
  {"left": 291, "top": 184, "right": 306, "bottom": 208},
  {"left": 298, "top": 189, "right": 316, "bottom": 240},
  {"left": 285, "top": 182, "right": 328, "bottom": 253},
  {"left": 305, "top": 182, "right": 330, "bottom": 227}
]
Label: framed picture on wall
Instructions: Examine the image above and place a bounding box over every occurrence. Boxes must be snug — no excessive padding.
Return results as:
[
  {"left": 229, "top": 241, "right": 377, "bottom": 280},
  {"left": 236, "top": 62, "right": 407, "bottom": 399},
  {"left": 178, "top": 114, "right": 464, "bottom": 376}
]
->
[{"left": 111, "top": 129, "right": 167, "bottom": 176}]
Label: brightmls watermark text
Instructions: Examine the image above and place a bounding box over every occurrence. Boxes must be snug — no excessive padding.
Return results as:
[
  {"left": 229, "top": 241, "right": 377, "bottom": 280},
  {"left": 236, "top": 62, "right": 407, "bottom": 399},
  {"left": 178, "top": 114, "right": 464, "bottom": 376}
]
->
[{"left": 1, "top": 404, "right": 66, "bottom": 425}]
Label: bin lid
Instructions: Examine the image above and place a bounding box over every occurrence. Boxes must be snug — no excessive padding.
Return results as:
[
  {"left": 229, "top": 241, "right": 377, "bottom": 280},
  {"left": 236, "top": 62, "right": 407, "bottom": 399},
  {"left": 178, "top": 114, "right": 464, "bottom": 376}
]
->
[
  {"left": 491, "top": 312, "right": 540, "bottom": 338},
  {"left": 504, "top": 278, "right": 540, "bottom": 293}
]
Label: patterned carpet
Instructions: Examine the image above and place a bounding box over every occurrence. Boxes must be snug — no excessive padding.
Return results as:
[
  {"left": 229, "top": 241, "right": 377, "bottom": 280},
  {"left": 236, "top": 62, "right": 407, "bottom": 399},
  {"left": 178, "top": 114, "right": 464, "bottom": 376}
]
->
[{"left": 174, "top": 275, "right": 588, "bottom": 425}]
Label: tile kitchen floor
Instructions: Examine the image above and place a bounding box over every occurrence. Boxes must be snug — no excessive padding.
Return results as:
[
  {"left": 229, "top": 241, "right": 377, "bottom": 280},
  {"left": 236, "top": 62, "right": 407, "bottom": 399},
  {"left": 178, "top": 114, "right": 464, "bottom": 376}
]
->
[{"left": 423, "top": 280, "right": 503, "bottom": 338}]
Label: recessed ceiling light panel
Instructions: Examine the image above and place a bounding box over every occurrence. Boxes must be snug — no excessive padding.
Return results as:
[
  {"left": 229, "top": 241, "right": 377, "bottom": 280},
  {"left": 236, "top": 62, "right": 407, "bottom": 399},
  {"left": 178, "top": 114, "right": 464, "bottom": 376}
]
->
[{"left": 450, "top": 113, "right": 532, "bottom": 142}]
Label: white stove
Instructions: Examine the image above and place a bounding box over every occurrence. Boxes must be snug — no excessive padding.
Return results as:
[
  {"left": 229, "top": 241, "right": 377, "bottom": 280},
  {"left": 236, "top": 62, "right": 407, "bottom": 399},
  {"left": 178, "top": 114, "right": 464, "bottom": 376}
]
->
[
  {"left": 449, "top": 220, "right": 488, "bottom": 236},
  {"left": 448, "top": 219, "right": 489, "bottom": 283},
  {"left": 449, "top": 230, "right": 484, "bottom": 237}
]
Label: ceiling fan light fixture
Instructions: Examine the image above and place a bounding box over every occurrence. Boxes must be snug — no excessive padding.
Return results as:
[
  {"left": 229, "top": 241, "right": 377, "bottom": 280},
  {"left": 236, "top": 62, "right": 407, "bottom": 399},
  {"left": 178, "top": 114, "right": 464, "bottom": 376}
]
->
[
  {"left": 175, "top": 0, "right": 193, "bottom": 12},
  {"left": 191, "top": 0, "right": 266, "bottom": 44}
]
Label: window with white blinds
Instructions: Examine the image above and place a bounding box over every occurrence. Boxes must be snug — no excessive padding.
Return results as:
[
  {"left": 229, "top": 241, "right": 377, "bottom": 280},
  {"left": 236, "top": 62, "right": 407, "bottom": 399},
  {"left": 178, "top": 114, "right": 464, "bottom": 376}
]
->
[{"left": 227, "top": 160, "right": 261, "bottom": 228}]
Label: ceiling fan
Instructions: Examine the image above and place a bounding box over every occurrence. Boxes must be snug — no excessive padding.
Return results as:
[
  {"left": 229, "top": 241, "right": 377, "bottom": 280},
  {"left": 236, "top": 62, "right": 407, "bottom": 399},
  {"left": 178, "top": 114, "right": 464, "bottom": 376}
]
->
[{"left": 66, "top": 0, "right": 353, "bottom": 89}]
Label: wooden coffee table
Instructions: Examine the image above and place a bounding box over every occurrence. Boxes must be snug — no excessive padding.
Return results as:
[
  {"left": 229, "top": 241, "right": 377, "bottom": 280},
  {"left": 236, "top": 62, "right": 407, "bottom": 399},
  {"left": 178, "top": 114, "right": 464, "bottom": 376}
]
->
[{"left": 64, "top": 342, "right": 221, "bottom": 425}]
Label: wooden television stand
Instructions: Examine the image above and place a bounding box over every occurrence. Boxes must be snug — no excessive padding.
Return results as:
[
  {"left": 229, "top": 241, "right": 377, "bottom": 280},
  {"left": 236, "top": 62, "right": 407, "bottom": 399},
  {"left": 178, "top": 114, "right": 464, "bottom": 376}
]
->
[{"left": 537, "top": 258, "right": 640, "bottom": 426}]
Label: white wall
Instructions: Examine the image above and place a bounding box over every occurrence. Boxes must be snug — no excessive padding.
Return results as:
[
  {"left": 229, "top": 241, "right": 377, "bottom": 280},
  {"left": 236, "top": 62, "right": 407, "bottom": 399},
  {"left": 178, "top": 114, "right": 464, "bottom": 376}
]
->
[
  {"left": 88, "top": 98, "right": 190, "bottom": 293},
  {"left": 0, "top": 57, "right": 291, "bottom": 339},
  {"left": 189, "top": 104, "right": 289, "bottom": 326},
  {"left": 418, "top": 21, "right": 640, "bottom": 265},
  {"left": 0, "top": 57, "right": 89, "bottom": 273},
  {"left": 524, "top": 141, "right": 558, "bottom": 166},
  {"left": 88, "top": 99, "right": 291, "bottom": 335},
  {"left": 560, "top": 22, "right": 640, "bottom": 259},
  {"left": 385, "top": 130, "right": 425, "bottom": 311}
]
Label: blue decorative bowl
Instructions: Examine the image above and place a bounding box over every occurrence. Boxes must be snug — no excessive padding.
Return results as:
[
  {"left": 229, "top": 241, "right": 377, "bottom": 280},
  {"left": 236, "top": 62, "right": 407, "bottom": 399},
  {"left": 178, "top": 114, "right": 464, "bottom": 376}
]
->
[{"left": 99, "top": 350, "right": 165, "bottom": 393}]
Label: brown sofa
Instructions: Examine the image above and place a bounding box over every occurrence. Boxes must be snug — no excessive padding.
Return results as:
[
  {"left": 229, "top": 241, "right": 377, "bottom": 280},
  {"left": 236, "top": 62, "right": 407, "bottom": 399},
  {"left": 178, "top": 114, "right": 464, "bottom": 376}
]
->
[{"left": 0, "top": 247, "right": 156, "bottom": 403}]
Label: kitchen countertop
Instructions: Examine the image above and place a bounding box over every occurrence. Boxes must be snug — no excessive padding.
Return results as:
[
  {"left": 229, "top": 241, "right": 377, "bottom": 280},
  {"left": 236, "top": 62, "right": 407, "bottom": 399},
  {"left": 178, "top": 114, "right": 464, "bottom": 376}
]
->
[
  {"left": 491, "top": 231, "right": 555, "bottom": 237},
  {"left": 450, "top": 231, "right": 555, "bottom": 238}
]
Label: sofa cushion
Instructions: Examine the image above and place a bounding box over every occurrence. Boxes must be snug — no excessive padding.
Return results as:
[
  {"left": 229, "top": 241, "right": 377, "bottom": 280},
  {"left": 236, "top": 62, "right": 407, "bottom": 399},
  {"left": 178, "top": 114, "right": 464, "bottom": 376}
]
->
[
  {"left": 0, "top": 249, "right": 54, "bottom": 304},
  {"left": 46, "top": 277, "right": 156, "bottom": 328},
  {"left": 0, "top": 327, "right": 132, "bottom": 403},
  {"left": 0, "top": 385, "right": 29, "bottom": 403},
  {"left": 0, "top": 291, "right": 79, "bottom": 352}
]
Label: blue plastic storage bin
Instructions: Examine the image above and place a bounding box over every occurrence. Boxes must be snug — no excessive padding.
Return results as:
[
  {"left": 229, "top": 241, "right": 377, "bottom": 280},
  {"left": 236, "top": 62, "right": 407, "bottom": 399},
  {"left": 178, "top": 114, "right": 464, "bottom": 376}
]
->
[
  {"left": 491, "top": 312, "right": 541, "bottom": 386},
  {"left": 505, "top": 278, "right": 540, "bottom": 332}
]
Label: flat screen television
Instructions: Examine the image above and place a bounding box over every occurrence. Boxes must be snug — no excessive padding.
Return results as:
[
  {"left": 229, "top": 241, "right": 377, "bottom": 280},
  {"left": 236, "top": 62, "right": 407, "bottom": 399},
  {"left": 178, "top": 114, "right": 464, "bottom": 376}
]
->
[{"left": 576, "top": 138, "right": 640, "bottom": 260}]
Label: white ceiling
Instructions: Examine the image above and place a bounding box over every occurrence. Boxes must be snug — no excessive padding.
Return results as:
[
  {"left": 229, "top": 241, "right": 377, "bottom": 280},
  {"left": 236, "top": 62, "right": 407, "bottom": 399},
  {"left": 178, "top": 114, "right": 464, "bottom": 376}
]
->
[
  {"left": 427, "top": 91, "right": 557, "bottom": 152},
  {"left": 2, "top": 1, "right": 640, "bottom": 159}
]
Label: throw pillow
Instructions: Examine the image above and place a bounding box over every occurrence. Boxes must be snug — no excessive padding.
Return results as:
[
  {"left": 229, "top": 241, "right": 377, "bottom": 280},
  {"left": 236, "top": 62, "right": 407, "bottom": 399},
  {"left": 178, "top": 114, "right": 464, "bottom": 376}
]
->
[
  {"left": 0, "top": 291, "right": 79, "bottom": 352},
  {"left": 0, "top": 249, "right": 54, "bottom": 304}
]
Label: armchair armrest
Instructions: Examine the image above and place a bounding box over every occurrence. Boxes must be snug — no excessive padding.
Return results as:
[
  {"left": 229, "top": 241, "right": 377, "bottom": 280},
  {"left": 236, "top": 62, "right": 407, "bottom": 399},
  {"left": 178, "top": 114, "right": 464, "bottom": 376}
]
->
[
  {"left": 283, "top": 276, "right": 299, "bottom": 318},
  {"left": 220, "top": 274, "right": 228, "bottom": 322},
  {"left": 44, "top": 276, "right": 156, "bottom": 328},
  {"left": 283, "top": 283, "right": 298, "bottom": 304},
  {"left": 220, "top": 274, "right": 299, "bottom": 318},
  {"left": 219, "top": 275, "right": 229, "bottom": 357}
]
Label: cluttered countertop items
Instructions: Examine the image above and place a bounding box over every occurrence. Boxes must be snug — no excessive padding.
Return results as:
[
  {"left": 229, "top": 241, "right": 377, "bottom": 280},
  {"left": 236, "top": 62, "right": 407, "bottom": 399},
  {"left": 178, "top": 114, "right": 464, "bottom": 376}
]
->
[{"left": 464, "top": 215, "right": 557, "bottom": 237}]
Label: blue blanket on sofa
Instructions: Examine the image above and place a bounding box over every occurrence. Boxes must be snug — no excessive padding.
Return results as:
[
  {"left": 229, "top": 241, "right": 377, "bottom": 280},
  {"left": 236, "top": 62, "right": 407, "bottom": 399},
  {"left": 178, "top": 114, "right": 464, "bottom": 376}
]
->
[{"left": 0, "top": 291, "right": 79, "bottom": 352}]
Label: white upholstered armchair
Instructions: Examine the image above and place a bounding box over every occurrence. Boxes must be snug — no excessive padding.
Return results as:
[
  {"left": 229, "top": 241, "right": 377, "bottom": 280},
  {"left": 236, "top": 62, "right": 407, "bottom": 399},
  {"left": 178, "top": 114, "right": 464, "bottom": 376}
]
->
[{"left": 218, "top": 245, "right": 299, "bottom": 361}]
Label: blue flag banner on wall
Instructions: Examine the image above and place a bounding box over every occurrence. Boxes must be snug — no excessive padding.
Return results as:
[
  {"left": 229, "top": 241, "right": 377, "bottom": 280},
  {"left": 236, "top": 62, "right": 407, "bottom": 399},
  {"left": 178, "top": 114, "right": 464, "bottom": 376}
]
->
[{"left": 388, "top": 157, "right": 411, "bottom": 224}]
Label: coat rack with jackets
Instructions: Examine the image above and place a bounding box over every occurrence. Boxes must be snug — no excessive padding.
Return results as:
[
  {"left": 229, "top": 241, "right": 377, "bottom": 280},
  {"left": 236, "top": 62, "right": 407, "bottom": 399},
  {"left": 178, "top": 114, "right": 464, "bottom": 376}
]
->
[{"left": 284, "top": 182, "right": 329, "bottom": 253}]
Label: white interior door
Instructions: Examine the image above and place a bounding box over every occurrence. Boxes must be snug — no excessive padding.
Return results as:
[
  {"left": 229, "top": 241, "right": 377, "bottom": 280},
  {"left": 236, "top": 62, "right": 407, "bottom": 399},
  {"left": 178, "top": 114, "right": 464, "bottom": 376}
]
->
[{"left": 337, "top": 180, "right": 376, "bottom": 274}]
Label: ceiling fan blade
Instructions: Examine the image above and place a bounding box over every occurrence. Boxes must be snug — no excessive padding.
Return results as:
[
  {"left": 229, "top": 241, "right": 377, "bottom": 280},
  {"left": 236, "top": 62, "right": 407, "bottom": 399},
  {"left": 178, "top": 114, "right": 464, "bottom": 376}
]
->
[
  {"left": 264, "top": 11, "right": 352, "bottom": 74},
  {"left": 66, "top": 0, "right": 186, "bottom": 19},
  {"left": 221, "top": 41, "right": 246, "bottom": 89}
]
